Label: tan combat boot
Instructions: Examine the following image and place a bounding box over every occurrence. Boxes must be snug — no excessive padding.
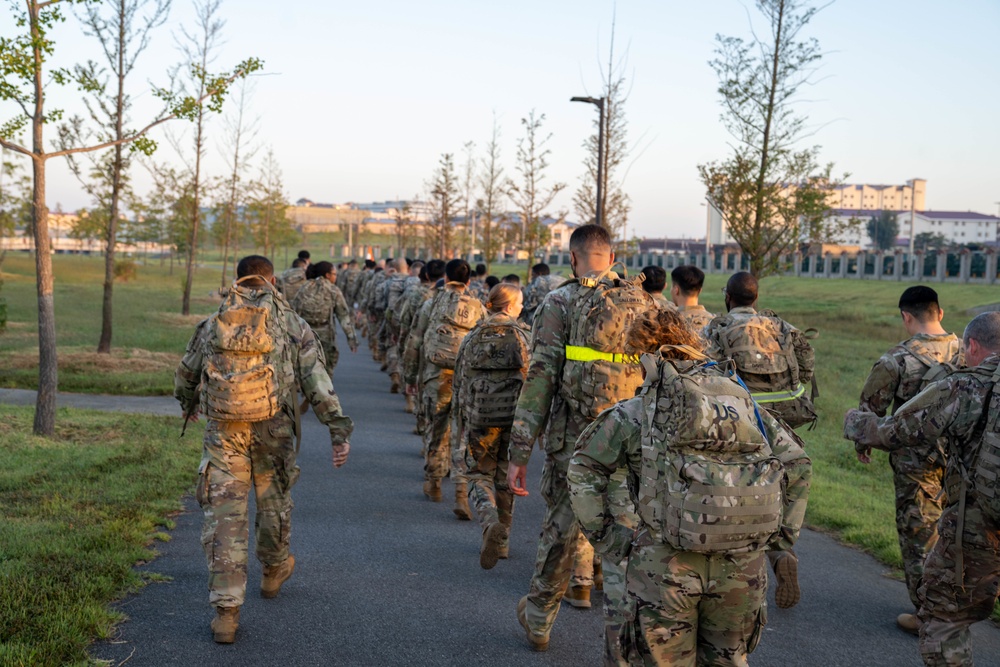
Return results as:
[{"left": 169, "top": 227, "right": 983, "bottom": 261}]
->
[
  {"left": 897, "top": 612, "right": 920, "bottom": 636},
  {"left": 261, "top": 555, "right": 296, "bottom": 599},
  {"left": 453, "top": 482, "right": 472, "bottom": 521},
  {"left": 405, "top": 394, "right": 416, "bottom": 414},
  {"left": 390, "top": 373, "right": 401, "bottom": 394},
  {"left": 423, "top": 478, "right": 442, "bottom": 502},
  {"left": 770, "top": 550, "right": 800, "bottom": 609},
  {"left": 517, "top": 596, "right": 549, "bottom": 652},
  {"left": 565, "top": 585, "right": 592, "bottom": 609},
  {"left": 594, "top": 559, "right": 604, "bottom": 591},
  {"left": 211, "top": 606, "right": 241, "bottom": 644},
  {"left": 480, "top": 522, "right": 507, "bottom": 570}
]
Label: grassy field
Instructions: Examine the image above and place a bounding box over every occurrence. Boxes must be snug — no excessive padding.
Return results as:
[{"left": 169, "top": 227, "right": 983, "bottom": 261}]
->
[{"left": 0, "top": 406, "right": 203, "bottom": 667}]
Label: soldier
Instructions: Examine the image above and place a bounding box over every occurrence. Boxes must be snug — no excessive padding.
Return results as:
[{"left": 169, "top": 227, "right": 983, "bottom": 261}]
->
[
  {"left": 277, "top": 258, "right": 308, "bottom": 303},
  {"left": 670, "top": 265, "right": 715, "bottom": 334},
  {"left": 296, "top": 249, "right": 311, "bottom": 266},
  {"left": 175, "top": 255, "right": 352, "bottom": 644},
  {"left": 844, "top": 312, "right": 1000, "bottom": 667},
  {"left": 291, "top": 261, "right": 358, "bottom": 380},
  {"left": 702, "top": 271, "right": 815, "bottom": 609},
  {"left": 509, "top": 224, "right": 654, "bottom": 655},
  {"left": 380, "top": 258, "right": 413, "bottom": 392},
  {"left": 640, "top": 266, "right": 677, "bottom": 312},
  {"left": 856, "top": 286, "right": 962, "bottom": 634},
  {"left": 338, "top": 258, "right": 359, "bottom": 295},
  {"left": 502, "top": 273, "right": 521, "bottom": 287},
  {"left": 363, "top": 264, "right": 387, "bottom": 361},
  {"left": 372, "top": 259, "right": 398, "bottom": 371},
  {"left": 404, "top": 259, "right": 486, "bottom": 518},
  {"left": 522, "top": 263, "right": 565, "bottom": 327},
  {"left": 467, "top": 263, "right": 490, "bottom": 304},
  {"left": 400, "top": 260, "right": 445, "bottom": 421},
  {"left": 569, "top": 308, "right": 812, "bottom": 666}
]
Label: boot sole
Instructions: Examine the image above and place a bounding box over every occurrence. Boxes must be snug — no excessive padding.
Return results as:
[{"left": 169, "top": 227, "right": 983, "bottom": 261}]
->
[
  {"left": 565, "top": 596, "right": 591, "bottom": 609},
  {"left": 517, "top": 596, "right": 549, "bottom": 652},
  {"left": 774, "top": 554, "right": 800, "bottom": 609},
  {"left": 480, "top": 523, "right": 504, "bottom": 570},
  {"left": 261, "top": 556, "right": 295, "bottom": 599},
  {"left": 453, "top": 506, "right": 472, "bottom": 520}
]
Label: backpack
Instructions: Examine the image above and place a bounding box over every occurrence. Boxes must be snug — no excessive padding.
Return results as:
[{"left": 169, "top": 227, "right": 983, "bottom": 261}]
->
[
  {"left": 385, "top": 275, "right": 412, "bottom": 325},
  {"left": 561, "top": 265, "right": 654, "bottom": 420},
  {"left": 462, "top": 319, "right": 530, "bottom": 427},
  {"left": 280, "top": 267, "right": 307, "bottom": 302},
  {"left": 637, "top": 352, "right": 784, "bottom": 554},
  {"left": 203, "top": 276, "right": 281, "bottom": 423},
  {"left": 292, "top": 279, "right": 333, "bottom": 328},
  {"left": 964, "top": 365, "right": 1000, "bottom": 527},
  {"left": 423, "top": 288, "right": 484, "bottom": 369},
  {"left": 901, "top": 338, "right": 963, "bottom": 392}
]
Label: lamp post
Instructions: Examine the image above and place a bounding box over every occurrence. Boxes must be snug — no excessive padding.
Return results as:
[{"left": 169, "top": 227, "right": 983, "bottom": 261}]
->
[{"left": 571, "top": 96, "right": 605, "bottom": 228}]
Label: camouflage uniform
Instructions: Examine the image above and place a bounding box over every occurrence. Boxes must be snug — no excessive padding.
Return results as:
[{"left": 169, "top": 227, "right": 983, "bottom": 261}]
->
[
  {"left": 382, "top": 273, "right": 416, "bottom": 383},
  {"left": 291, "top": 278, "right": 358, "bottom": 377},
  {"left": 677, "top": 304, "right": 715, "bottom": 337},
  {"left": 467, "top": 277, "right": 490, "bottom": 305},
  {"left": 364, "top": 270, "right": 389, "bottom": 358},
  {"left": 857, "top": 332, "right": 962, "bottom": 609},
  {"left": 844, "top": 354, "right": 1000, "bottom": 667},
  {"left": 175, "top": 283, "right": 353, "bottom": 611},
  {"left": 400, "top": 283, "right": 437, "bottom": 437},
  {"left": 569, "top": 392, "right": 811, "bottom": 666},
  {"left": 509, "top": 271, "right": 653, "bottom": 655},
  {"left": 451, "top": 312, "right": 531, "bottom": 555},
  {"left": 649, "top": 292, "right": 678, "bottom": 312},
  {"left": 521, "top": 274, "right": 564, "bottom": 327},
  {"left": 277, "top": 266, "right": 307, "bottom": 303}
]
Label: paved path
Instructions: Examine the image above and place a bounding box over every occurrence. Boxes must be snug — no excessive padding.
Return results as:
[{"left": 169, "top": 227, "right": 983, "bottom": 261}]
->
[{"left": 7, "top": 338, "right": 1000, "bottom": 666}]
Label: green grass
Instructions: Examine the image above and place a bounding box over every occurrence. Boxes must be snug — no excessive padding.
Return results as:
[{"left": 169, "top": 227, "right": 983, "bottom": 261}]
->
[{"left": 0, "top": 406, "right": 203, "bottom": 667}]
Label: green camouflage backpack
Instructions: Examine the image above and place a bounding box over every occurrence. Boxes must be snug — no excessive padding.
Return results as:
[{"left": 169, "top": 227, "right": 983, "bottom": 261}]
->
[
  {"left": 637, "top": 351, "right": 784, "bottom": 554},
  {"left": 961, "top": 365, "right": 1000, "bottom": 527},
  {"left": 462, "top": 318, "right": 530, "bottom": 427},
  {"left": 279, "top": 267, "right": 307, "bottom": 302},
  {"left": 203, "top": 276, "right": 281, "bottom": 423},
  {"left": 901, "top": 337, "right": 963, "bottom": 392},
  {"left": 292, "top": 279, "right": 333, "bottom": 328},
  {"left": 561, "top": 265, "right": 654, "bottom": 420},
  {"left": 385, "top": 275, "right": 413, "bottom": 325},
  {"left": 423, "top": 287, "right": 484, "bottom": 369}
]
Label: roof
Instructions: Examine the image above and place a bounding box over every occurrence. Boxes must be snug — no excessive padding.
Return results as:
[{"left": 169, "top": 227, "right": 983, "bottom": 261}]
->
[{"left": 917, "top": 211, "right": 1000, "bottom": 221}]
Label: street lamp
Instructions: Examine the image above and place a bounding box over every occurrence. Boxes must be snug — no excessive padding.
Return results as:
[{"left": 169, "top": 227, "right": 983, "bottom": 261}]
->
[{"left": 571, "top": 96, "right": 605, "bottom": 228}]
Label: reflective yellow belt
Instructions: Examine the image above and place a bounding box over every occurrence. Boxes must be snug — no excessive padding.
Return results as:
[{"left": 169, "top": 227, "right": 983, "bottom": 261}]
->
[
  {"left": 565, "top": 345, "right": 639, "bottom": 364},
  {"left": 751, "top": 383, "right": 807, "bottom": 403}
]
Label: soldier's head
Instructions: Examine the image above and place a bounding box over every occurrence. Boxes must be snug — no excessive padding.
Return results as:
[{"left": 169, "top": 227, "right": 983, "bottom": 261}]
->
[
  {"left": 502, "top": 274, "right": 521, "bottom": 287},
  {"left": 418, "top": 265, "right": 428, "bottom": 282},
  {"left": 348, "top": 259, "right": 358, "bottom": 267},
  {"left": 898, "top": 286, "right": 944, "bottom": 333},
  {"left": 486, "top": 283, "right": 523, "bottom": 318},
  {"left": 297, "top": 250, "right": 311, "bottom": 265},
  {"left": 641, "top": 266, "right": 666, "bottom": 296},
  {"left": 445, "top": 259, "right": 472, "bottom": 285},
  {"left": 310, "top": 261, "right": 335, "bottom": 282},
  {"left": 625, "top": 308, "right": 704, "bottom": 359},
  {"left": 723, "top": 272, "right": 757, "bottom": 311},
  {"left": 569, "top": 224, "right": 614, "bottom": 277},
  {"left": 475, "top": 263, "right": 488, "bottom": 278},
  {"left": 485, "top": 275, "right": 500, "bottom": 290},
  {"left": 392, "top": 257, "right": 408, "bottom": 273},
  {"left": 425, "top": 259, "right": 446, "bottom": 282},
  {"left": 364, "top": 259, "right": 376, "bottom": 270},
  {"left": 531, "top": 263, "right": 550, "bottom": 279},
  {"left": 291, "top": 258, "right": 307, "bottom": 269},
  {"left": 671, "top": 265, "right": 705, "bottom": 306},
  {"left": 963, "top": 312, "right": 1000, "bottom": 367},
  {"left": 409, "top": 260, "right": 424, "bottom": 277},
  {"left": 237, "top": 255, "right": 275, "bottom": 287}
]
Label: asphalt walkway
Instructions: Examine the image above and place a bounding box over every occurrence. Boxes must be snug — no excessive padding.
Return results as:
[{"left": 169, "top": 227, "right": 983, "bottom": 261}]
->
[{"left": 6, "top": 336, "right": 1000, "bottom": 666}]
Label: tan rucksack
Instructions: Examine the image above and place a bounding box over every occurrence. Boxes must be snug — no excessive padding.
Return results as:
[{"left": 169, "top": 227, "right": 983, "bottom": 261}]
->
[
  {"left": 292, "top": 279, "right": 333, "bottom": 328},
  {"left": 280, "top": 267, "right": 307, "bottom": 302},
  {"left": 561, "top": 265, "right": 654, "bottom": 420},
  {"left": 462, "top": 319, "right": 530, "bottom": 427},
  {"left": 901, "top": 337, "right": 963, "bottom": 392},
  {"left": 203, "top": 276, "right": 281, "bottom": 422},
  {"left": 423, "top": 288, "right": 484, "bottom": 369},
  {"left": 637, "top": 351, "right": 784, "bottom": 554}
]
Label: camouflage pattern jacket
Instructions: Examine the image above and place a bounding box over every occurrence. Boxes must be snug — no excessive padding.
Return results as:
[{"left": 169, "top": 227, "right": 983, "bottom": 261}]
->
[
  {"left": 677, "top": 304, "right": 715, "bottom": 335},
  {"left": 174, "top": 284, "right": 354, "bottom": 445},
  {"left": 365, "top": 270, "right": 390, "bottom": 317},
  {"left": 649, "top": 292, "right": 677, "bottom": 312},
  {"left": 277, "top": 266, "right": 307, "bottom": 302},
  {"left": 292, "top": 278, "right": 358, "bottom": 350},
  {"left": 467, "top": 278, "right": 489, "bottom": 305},
  {"left": 397, "top": 281, "right": 433, "bottom": 351},
  {"left": 521, "top": 274, "right": 564, "bottom": 327},
  {"left": 568, "top": 395, "right": 812, "bottom": 562},
  {"left": 703, "top": 306, "right": 815, "bottom": 388},
  {"left": 402, "top": 282, "right": 485, "bottom": 385}
]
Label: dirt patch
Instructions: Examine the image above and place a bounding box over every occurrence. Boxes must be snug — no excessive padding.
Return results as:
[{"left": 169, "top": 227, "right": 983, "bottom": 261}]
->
[{"left": 1, "top": 347, "right": 180, "bottom": 374}]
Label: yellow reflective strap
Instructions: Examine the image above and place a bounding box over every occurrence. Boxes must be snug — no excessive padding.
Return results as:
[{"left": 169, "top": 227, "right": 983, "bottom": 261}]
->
[
  {"left": 751, "top": 383, "right": 807, "bottom": 403},
  {"left": 565, "top": 345, "right": 639, "bottom": 364}
]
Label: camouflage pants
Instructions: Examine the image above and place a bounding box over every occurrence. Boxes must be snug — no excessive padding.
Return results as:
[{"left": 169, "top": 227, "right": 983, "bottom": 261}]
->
[
  {"left": 376, "top": 317, "right": 390, "bottom": 360},
  {"left": 384, "top": 319, "right": 401, "bottom": 379},
  {"left": 889, "top": 449, "right": 945, "bottom": 609},
  {"left": 196, "top": 414, "right": 298, "bottom": 609},
  {"left": 313, "top": 325, "right": 340, "bottom": 379},
  {"left": 916, "top": 504, "right": 1000, "bottom": 667},
  {"left": 625, "top": 545, "right": 767, "bottom": 667},
  {"left": 573, "top": 532, "right": 596, "bottom": 587},
  {"left": 463, "top": 424, "right": 514, "bottom": 553},
  {"left": 423, "top": 371, "right": 460, "bottom": 482}
]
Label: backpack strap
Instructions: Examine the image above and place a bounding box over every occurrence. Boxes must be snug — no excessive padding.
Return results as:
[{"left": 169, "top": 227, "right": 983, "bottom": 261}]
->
[
  {"left": 578, "top": 262, "right": 626, "bottom": 288},
  {"left": 233, "top": 274, "right": 276, "bottom": 293}
]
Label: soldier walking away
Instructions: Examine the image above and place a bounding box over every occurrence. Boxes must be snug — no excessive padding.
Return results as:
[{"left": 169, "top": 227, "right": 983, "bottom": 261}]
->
[
  {"left": 521, "top": 263, "right": 565, "bottom": 327},
  {"left": 468, "top": 263, "right": 490, "bottom": 304},
  {"left": 449, "top": 283, "right": 530, "bottom": 569},
  {"left": 640, "top": 266, "right": 676, "bottom": 312},
  {"left": 381, "top": 258, "right": 416, "bottom": 393},
  {"left": 702, "top": 271, "right": 816, "bottom": 609},
  {"left": 569, "top": 308, "right": 812, "bottom": 666},
  {"left": 670, "top": 265, "right": 715, "bottom": 334},
  {"left": 174, "top": 255, "right": 353, "bottom": 644},
  {"left": 855, "top": 286, "right": 962, "bottom": 635},
  {"left": 400, "top": 260, "right": 446, "bottom": 425},
  {"left": 508, "top": 224, "right": 654, "bottom": 656},
  {"left": 297, "top": 249, "right": 310, "bottom": 266},
  {"left": 291, "top": 261, "right": 358, "bottom": 381},
  {"left": 844, "top": 312, "right": 1000, "bottom": 667},
  {"left": 404, "top": 259, "right": 486, "bottom": 517},
  {"left": 277, "top": 258, "right": 308, "bottom": 303}
]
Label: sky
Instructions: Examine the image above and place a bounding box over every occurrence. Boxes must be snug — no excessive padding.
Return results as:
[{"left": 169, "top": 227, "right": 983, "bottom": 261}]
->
[{"left": 4, "top": 0, "right": 999, "bottom": 239}]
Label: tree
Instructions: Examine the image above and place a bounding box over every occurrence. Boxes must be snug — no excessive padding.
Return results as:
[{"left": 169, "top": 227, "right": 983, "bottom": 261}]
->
[
  {"left": 427, "top": 153, "right": 460, "bottom": 258},
  {"left": 391, "top": 201, "right": 415, "bottom": 256},
  {"left": 477, "top": 114, "right": 506, "bottom": 272},
  {"left": 0, "top": 0, "right": 261, "bottom": 434},
  {"left": 247, "top": 148, "right": 295, "bottom": 260},
  {"left": 867, "top": 210, "right": 899, "bottom": 251},
  {"left": 697, "top": 0, "right": 843, "bottom": 277},
  {"left": 459, "top": 140, "right": 476, "bottom": 258},
  {"left": 914, "top": 231, "right": 948, "bottom": 253},
  {"left": 507, "top": 110, "right": 564, "bottom": 277},
  {"left": 215, "top": 78, "right": 259, "bottom": 287}
]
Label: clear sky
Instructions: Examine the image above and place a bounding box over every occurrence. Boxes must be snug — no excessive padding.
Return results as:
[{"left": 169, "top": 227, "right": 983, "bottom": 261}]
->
[{"left": 6, "top": 0, "right": 1000, "bottom": 239}]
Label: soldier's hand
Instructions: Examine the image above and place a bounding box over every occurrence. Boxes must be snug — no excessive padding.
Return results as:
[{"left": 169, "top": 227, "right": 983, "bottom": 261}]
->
[
  {"left": 508, "top": 462, "right": 529, "bottom": 497},
  {"left": 406, "top": 384, "right": 418, "bottom": 396},
  {"left": 332, "top": 442, "right": 350, "bottom": 468},
  {"left": 856, "top": 446, "right": 872, "bottom": 464}
]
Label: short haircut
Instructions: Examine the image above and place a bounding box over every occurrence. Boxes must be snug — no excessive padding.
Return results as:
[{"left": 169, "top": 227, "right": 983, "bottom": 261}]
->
[
  {"left": 364, "top": 259, "right": 376, "bottom": 269},
  {"left": 964, "top": 312, "right": 1000, "bottom": 352},
  {"left": 532, "top": 263, "right": 550, "bottom": 277},
  {"left": 485, "top": 275, "right": 500, "bottom": 289},
  {"left": 502, "top": 274, "right": 521, "bottom": 286},
  {"left": 392, "top": 257, "right": 408, "bottom": 272},
  {"left": 237, "top": 255, "right": 274, "bottom": 279},
  {"left": 725, "top": 272, "right": 758, "bottom": 307},
  {"left": 309, "top": 261, "right": 334, "bottom": 279},
  {"left": 475, "top": 263, "right": 487, "bottom": 277},
  {"left": 569, "top": 224, "right": 612, "bottom": 254},
  {"left": 291, "top": 258, "right": 306, "bottom": 269},
  {"left": 898, "top": 285, "right": 941, "bottom": 321},
  {"left": 410, "top": 260, "right": 425, "bottom": 272},
  {"left": 297, "top": 250, "right": 310, "bottom": 261},
  {"left": 671, "top": 265, "right": 706, "bottom": 295},
  {"left": 641, "top": 266, "right": 666, "bottom": 294},
  {"left": 348, "top": 259, "right": 358, "bottom": 266},
  {"left": 425, "top": 259, "right": 446, "bottom": 281},
  {"left": 445, "top": 258, "right": 471, "bottom": 284}
]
